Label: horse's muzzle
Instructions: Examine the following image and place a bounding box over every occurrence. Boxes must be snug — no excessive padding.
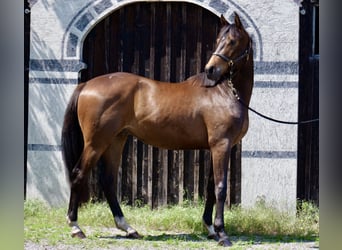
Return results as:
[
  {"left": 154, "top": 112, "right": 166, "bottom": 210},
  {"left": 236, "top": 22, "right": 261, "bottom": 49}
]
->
[{"left": 205, "top": 65, "right": 222, "bottom": 81}]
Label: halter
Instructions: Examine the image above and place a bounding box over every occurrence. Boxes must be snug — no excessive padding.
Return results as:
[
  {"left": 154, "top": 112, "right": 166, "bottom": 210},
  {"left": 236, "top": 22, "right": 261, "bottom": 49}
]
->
[
  {"left": 212, "top": 39, "right": 252, "bottom": 95},
  {"left": 213, "top": 40, "right": 319, "bottom": 125},
  {"left": 212, "top": 39, "right": 252, "bottom": 66}
]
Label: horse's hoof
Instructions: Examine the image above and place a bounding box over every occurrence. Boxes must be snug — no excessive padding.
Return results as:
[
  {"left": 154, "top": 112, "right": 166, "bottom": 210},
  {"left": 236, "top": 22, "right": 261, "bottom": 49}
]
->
[
  {"left": 71, "top": 231, "right": 86, "bottom": 239},
  {"left": 126, "top": 231, "right": 142, "bottom": 239},
  {"left": 207, "top": 233, "right": 219, "bottom": 241},
  {"left": 218, "top": 237, "right": 232, "bottom": 247}
]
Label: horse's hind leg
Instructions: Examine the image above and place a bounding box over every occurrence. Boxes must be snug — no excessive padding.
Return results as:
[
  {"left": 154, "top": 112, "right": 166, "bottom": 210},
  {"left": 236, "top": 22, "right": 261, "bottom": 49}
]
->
[
  {"left": 67, "top": 144, "right": 103, "bottom": 238},
  {"left": 100, "top": 135, "right": 140, "bottom": 238}
]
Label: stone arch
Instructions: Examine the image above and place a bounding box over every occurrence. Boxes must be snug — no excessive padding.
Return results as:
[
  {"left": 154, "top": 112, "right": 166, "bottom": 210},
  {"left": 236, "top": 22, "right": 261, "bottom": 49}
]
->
[{"left": 61, "top": 0, "right": 262, "bottom": 63}]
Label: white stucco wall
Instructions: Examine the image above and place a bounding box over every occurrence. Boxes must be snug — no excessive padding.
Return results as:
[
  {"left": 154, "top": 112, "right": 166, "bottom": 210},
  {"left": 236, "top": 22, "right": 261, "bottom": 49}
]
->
[{"left": 27, "top": 0, "right": 300, "bottom": 212}]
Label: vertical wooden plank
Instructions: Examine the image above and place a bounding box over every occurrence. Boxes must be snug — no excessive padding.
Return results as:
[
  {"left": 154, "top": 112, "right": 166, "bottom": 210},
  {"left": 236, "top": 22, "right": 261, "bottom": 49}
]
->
[
  {"left": 178, "top": 149, "right": 184, "bottom": 205},
  {"left": 158, "top": 149, "right": 168, "bottom": 207},
  {"left": 193, "top": 150, "right": 200, "bottom": 203},
  {"left": 108, "top": 12, "right": 120, "bottom": 72},
  {"left": 132, "top": 4, "right": 140, "bottom": 74},
  {"left": 92, "top": 22, "right": 105, "bottom": 77},
  {"left": 131, "top": 137, "right": 138, "bottom": 205},
  {"left": 195, "top": 7, "right": 202, "bottom": 73},
  {"left": 152, "top": 147, "right": 159, "bottom": 209},
  {"left": 161, "top": 3, "right": 171, "bottom": 81},
  {"left": 122, "top": 4, "right": 135, "bottom": 72},
  {"left": 117, "top": 7, "right": 124, "bottom": 73},
  {"left": 104, "top": 18, "right": 110, "bottom": 73},
  {"left": 228, "top": 143, "right": 242, "bottom": 207},
  {"left": 199, "top": 150, "right": 208, "bottom": 199},
  {"left": 168, "top": 151, "right": 178, "bottom": 204},
  {"left": 149, "top": 3, "right": 156, "bottom": 81},
  {"left": 141, "top": 143, "right": 153, "bottom": 206}
]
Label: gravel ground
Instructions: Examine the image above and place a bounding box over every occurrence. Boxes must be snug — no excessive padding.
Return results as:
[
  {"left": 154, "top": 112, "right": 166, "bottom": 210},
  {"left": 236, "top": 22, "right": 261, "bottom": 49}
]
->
[
  {"left": 24, "top": 226, "right": 319, "bottom": 249},
  {"left": 24, "top": 241, "right": 318, "bottom": 250}
]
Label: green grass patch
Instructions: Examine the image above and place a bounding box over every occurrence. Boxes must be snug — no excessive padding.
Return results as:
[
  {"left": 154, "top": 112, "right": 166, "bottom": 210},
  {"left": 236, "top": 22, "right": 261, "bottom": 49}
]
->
[
  {"left": 225, "top": 200, "right": 319, "bottom": 240},
  {"left": 24, "top": 199, "right": 318, "bottom": 249}
]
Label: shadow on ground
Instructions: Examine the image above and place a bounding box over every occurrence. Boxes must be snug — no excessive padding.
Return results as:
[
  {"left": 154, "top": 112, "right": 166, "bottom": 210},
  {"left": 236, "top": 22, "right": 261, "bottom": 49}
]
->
[{"left": 96, "top": 232, "right": 318, "bottom": 247}]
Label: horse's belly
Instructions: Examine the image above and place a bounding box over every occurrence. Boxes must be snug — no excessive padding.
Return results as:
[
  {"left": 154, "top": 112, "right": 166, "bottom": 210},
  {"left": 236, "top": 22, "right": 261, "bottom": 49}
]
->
[{"left": 127, "top": 122, "right": 209, "bottom": 150}]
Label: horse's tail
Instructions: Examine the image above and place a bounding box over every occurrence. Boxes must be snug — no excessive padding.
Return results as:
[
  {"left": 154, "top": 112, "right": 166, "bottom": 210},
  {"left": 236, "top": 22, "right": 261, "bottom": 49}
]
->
[{"left": 61, "top": 83, "right": 89, "bottom": 203}]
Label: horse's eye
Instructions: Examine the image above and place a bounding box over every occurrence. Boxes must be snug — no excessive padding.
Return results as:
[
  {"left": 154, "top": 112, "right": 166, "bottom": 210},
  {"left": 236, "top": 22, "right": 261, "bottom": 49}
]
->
[{"left": 229, "top": 40, "right": 236, "bottom": 46}]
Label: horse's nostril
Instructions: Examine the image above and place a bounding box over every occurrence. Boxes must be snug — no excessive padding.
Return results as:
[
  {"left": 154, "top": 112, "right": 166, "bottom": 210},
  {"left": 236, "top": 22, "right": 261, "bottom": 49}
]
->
[{"left": 206, "top": 66, "right": 215, "bottom": 76}]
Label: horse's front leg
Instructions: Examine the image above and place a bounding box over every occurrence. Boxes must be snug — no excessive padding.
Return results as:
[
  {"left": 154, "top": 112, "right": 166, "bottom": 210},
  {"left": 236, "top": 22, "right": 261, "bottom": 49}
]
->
[
  {"left": 210, "top": 139, "right": 232, "bottom": 247},
  {"left": 202, "top": 164, "right": 218, "bottom": 240}
]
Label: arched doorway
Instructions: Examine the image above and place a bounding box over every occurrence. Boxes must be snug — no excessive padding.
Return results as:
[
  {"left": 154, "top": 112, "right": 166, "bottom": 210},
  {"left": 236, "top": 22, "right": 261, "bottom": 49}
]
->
[{"left": 80, "top": 2, "right": 240, "bottom": 208}]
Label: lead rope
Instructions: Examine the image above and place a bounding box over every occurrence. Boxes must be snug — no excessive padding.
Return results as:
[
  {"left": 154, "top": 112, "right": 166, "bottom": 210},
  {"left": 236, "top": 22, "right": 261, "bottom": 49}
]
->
[
  {"left": 237, "top": 96, "right": 319, "bottom": 125},
  {"left": 227, "top": 63, "right": 319, "bottom": 125}
]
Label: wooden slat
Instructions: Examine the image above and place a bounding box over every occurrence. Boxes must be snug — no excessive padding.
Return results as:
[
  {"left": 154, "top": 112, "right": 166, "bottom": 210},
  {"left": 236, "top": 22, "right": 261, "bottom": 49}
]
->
[
  {"left": 228, "top": 143, "right": 242, "bottom": 207},
  {"left": 141, "top": 144, "right": 153, "bottom": 206}
]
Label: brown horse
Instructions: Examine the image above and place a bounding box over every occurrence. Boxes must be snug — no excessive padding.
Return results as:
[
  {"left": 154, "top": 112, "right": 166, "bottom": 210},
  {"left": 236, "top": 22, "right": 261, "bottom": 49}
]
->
[{"left": 61, "top": 13, "right": 253, "bottom": 247}]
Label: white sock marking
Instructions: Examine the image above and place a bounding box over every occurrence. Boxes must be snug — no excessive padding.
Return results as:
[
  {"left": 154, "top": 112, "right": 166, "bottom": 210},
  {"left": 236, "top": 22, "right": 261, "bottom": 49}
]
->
[
  {"left": 114, "top": 216, "right": 136, "bottom": 234},
  {"left": 66, "top": 216, "right": 82, "bottom": 234}
]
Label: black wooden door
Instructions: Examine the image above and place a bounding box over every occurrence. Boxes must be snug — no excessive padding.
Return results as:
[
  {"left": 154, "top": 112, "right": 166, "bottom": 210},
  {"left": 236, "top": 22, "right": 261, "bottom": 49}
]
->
[
  {"left": 297, "top": 0, "right": 319, "bottom": 206},
  {"left": 81, "top": 2, "right": 240, "bottom": 208}
]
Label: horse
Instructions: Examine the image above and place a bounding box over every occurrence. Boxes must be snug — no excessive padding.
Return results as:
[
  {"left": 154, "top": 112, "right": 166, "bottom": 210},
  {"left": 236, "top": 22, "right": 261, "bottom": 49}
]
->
[{"left": 61, "top": 12, "right": 253, "bottom": 247}]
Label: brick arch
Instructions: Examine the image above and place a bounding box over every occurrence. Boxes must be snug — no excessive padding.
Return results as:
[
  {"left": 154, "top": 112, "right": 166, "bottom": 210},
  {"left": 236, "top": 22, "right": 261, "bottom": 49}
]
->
[{"left": 61, "top": 0, "right": 262, "bottom": 62}]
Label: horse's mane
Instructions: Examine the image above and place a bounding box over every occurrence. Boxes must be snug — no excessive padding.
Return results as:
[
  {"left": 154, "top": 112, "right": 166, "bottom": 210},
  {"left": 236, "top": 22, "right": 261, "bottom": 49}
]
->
[{"left": 186, "top": 72, "right": 216, "bottom": 87}]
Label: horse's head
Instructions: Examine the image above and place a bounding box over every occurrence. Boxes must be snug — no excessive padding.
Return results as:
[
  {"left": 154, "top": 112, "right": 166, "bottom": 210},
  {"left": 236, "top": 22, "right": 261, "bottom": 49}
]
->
[{"left": 205, "top": 13, "right": 251, "bottom": 82}]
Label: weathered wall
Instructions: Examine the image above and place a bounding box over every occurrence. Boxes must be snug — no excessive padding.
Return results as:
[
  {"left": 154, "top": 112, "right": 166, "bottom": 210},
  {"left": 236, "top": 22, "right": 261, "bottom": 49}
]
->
[{"left": 27, "top": 0, "right": 299, "bottom": 212}]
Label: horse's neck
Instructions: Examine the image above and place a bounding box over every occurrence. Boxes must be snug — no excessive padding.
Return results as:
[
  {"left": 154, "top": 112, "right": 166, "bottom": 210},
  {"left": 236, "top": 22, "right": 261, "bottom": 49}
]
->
[{"left": 234, "top": 58, "right": 254, "bottom": 105}]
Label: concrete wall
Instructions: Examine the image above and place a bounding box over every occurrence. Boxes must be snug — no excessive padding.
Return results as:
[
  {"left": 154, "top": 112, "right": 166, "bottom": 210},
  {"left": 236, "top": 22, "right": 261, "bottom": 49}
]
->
[{"left": 27, "top": 0, "right": 300, "bottom": 212}]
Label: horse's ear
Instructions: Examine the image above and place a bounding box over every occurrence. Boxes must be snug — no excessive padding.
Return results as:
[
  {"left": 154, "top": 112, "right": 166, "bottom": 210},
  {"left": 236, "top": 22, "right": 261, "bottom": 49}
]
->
[
  {"left": 234, "top": 12, "right": 244, "bottom": 29},
  {"left": 220, "top": 14, "right": 230, "bottom": 26}
]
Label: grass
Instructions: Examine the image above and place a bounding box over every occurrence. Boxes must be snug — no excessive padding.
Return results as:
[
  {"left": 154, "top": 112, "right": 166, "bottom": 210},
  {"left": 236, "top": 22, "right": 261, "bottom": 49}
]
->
[{"left": 24, "top": 199, "right": 319, "bottom": 249}]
